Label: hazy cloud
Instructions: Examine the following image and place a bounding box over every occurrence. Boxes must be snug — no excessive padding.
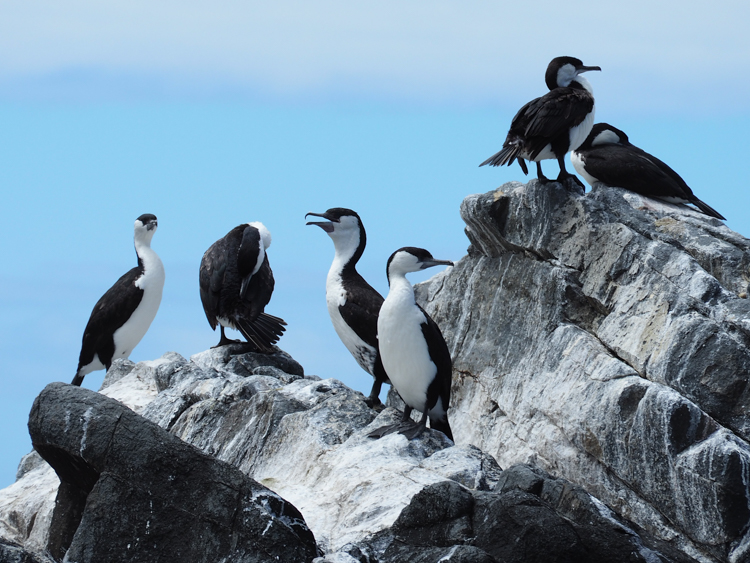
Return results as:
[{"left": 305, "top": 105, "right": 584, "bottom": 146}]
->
[{"left": 1, "top": 1, "right": 748, "bottom": 113}]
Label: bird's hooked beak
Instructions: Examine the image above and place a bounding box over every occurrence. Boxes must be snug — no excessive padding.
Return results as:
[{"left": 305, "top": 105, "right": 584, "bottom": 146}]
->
[
  {"left": 305, "top": 212, "right": 337, "bottom": 233},
  {"left": 420, "top": 258, "right": 454, "bottom": 270},
  {"left": 146, "top": 219, "right": 158, "bottom": 231},
  {"left": 578, "top": 65, "right": 601, "bottom": 74}
]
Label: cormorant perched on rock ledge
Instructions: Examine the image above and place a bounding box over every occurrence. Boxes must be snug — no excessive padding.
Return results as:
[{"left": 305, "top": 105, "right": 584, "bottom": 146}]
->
[
  {"left": 73, "top": 213, "right": 165, "bottom": 386},
  {"left": 572, "top": 122, "right": 725, "bottom": 220},
  {"left": 369, "top": 247, "right": 453, "bottom": 441},
  {"left": 199, "top": 222, "right": 286, "bottom": 351},
  {"left": 480, "top": 56, "right": 601, "bottom": 187},
  {"left": 306, "top": 208, "right": 390, "bottom": 408}
]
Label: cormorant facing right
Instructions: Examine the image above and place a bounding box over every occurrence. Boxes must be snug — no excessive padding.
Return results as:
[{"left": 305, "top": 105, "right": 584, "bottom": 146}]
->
[
  {"left": 199, "top": 222, "right": 286, "bottom": 351},
  {"left": 370, "top": 247, "right": 453, "bottom": 441},
  {"left": 571, "top": 123, "right": 725, "bottom": 220},
  {"left": 480, "top": 56, "right": 601, "bottom": 186},
  {"left": 73, "top": 214, "right": 165, "bottom": 386}
]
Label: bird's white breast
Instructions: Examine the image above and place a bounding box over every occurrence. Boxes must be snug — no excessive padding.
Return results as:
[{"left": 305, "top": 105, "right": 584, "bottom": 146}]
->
[
  {"left": 325, "top": 267, "right": 377, "bottom": 375},
  {"left": 377, "top": 278, "right": 435, "bottom": 412},
  {"left": 568, "top": 105, "right": 595, "bottom": 153},
  {"left": 571, "top": 151, "right": 599, "bottom": 187},
  {"left": 113, "top": 247, "right": 164, "bottom": 359}
]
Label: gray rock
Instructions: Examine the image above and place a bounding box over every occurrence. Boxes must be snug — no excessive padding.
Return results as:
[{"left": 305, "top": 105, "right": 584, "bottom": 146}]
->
[
  {"left": 28, "top": 382, "right": 321, "bottom": 563},
  {"left": 14, "top": 452, "right": 45, "bottom": 482},
  {"left": 416, "top": 180, "right": 750, "bottom": 562},
  {"left": 99, "top": 357, "right": 136, "bottom": 389},
  {"left": 190, "top": 344, "right": 305, "bottom": 377},
  {"left": 0, "top": 538, "right": 52, "bottom": 563}
]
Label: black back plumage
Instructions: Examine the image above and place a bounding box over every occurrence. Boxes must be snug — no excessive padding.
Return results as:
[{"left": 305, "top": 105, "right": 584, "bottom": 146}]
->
[
  {"left": 575, "top": 123, "right": 725, "bottom": 220},
  {"left": 419, "top": 306, "right": 453, "bottom": 441},
  {"left": 482, "top": 87, "right": 595, "bottom": 170},
  {"left": 199, "top": 224, "right": 286, "bottom": 352},
  {"left": 74, "top": 266, "right": 144, "bottom": 385},
  {"left": 338, "top": 269, "right": 389, "bottom": 386},
  {"left": 480, "top": 57, "right": 599, "bottom": 185},
  {"left": 338, "top": 273, "right": 383, "bottom": 349}
]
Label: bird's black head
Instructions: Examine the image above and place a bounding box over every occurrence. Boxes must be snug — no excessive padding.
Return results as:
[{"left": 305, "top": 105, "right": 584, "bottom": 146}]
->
[
  {"left": 306, "top": 208, "right": 366, "bottom": 264},
  {"left": 136, "top": 213, "right": 158, "bottom": 231},
  {"left": 545, "top": 56, "right": 601, "bottom": 90},
  {"left": 305, "top": 207, "right": 361, "bottom": 232},
  {"left": 578, "top": 123, "right": 629, "bottom": 151},
  {"left": 386, "top": 247, "right": 453, "bottom": 283}
]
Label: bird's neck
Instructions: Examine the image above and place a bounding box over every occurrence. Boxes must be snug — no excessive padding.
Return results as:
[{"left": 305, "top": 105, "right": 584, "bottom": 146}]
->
[
  {"left": 384, "top": 274, "right": 416, "bottom": 307},
  {"left": 570, "top": 76, "right": 594, "bottom": 95},
  {"left": 329, "top": 234, "right": 363, "bottom": 280},
  {"left": 135, "top": 239, "right": 163, "bottom": 275}
]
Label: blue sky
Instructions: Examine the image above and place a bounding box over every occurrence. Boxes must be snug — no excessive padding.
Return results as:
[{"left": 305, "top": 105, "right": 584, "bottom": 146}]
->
[{"left": 1, "top": 1, "right": 749, "bottom": 487}]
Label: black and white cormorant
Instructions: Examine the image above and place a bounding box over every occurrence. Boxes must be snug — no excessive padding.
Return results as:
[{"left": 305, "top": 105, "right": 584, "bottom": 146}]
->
[
  {"left": 73, "top": 214, "right": 165, "bottom": 386},
  {"left": 199, "top": 222, "right": 286, "bottom": 351},
  {"left": 571, "top": 122, "right": 726, "bottom": 220},
  {"left": 369, "top": 247, "right": 454, "bottom": 441},
  {"left": 305, "top": 208, "right": 390, "bottom": 408},
  {"left": 480, "top": 56, "right": 601, "bottom": 186}
]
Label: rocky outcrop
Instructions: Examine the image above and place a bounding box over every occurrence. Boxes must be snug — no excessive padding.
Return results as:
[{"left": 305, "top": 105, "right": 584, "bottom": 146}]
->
[
  {"left": 28, "top": 380, "right": 320, "bottom": 563},
  {"left": 1, "top": 180, "right": 749, "bottom": 563},
  {"left": 2, "top": 344, "right": 691, "bottom": 563},
  {"left": 416, "top": 181, "right": 750, "bottom": 563}
]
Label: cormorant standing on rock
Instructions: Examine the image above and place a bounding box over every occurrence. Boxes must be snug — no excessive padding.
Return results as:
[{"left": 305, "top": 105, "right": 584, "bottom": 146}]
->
[
  {"left": 73, "top": 214, "right": 164, "bottom": 386},
  {"left": 199, "top": 222, "right": 286, "bottom": 351}
]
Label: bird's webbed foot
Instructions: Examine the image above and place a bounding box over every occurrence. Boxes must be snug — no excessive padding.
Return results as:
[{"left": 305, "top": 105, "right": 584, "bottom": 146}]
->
[
  {"left": 364, "top": 396, "right": 384, "bottom": 411},
  {"left": 556, "top": 171, "right": 585, "bottom": 193},
  {"left": 368, "top": 406, "right": 418, "bottom": 439},
  {"left": 367, "top": 423, "right": 399, "bottom": 439},
  {"left": 212, "top": 336, "right": 242, "bottom": 349},
  {"left": 397, "top": 418, "right": 428, "bottom": 440},
  {"left": 212, "top": 327, "right": 242, "bottom": 348}
]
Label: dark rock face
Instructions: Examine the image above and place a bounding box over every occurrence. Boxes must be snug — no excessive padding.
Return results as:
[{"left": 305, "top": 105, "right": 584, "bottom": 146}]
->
[
  {"left": 361, "top": 465, "right": 694, "bottom": 563},
  {"left": 416, "top": 181, "right": 750, "bottom": 563},
  {"left": 28, "top": 382, "right": 320, "bottom": 563}
]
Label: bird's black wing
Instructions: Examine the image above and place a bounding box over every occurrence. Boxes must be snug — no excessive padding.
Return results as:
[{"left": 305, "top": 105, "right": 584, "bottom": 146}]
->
[
  {"left": 582, "top": 145, "right": 690, "bottom": 198},
  {"left": 418, "top": 306, "right": 453, "bottom": 440},
  {"left": 337, "top": 273, "right": 384, "bottom": 349},
  {"left": 524, "top": 88, "right": 594, "bottom": 159},
  {"left": 199, "top": 239, "right": 229, "bottom": 330},
  {"left": 77, "top": 267, "right": 143, "bottom": 371},
  {"left": 588, "top": 145, "right": 726, "bottom": 219},
  {"left": 234, "top": 255, "right": 286, "bottom": 351},
  {"left": 418, "top": 306, "right": 452, "bottom": 412},
  {"left": 241, "top": 255, "right": 275, "bottom": 321},
  {"left": 626, "top": 144, "right": 725, "bottom": 218}
]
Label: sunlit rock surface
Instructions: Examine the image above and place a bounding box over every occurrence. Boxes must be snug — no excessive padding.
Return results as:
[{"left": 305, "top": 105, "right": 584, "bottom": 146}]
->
[{"left": 416, "top": 180, "right": 750, "bottom": 563}]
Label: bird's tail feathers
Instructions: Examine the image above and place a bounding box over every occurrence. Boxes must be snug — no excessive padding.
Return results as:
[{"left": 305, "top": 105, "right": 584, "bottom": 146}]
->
[
  {"left": 235, "top": 313, "right": 287, "bottom": 353},
  {"left": 429, "top": 416, "right": 453, "bottom": 442},
  {"left": 479, "top": 141, "right": 525, "bottom": 172},
  {"left": 692, "top": 198, "right": 726, "bottom": 221},
  {"left": 71, "top": 373, "right": 84, "bottom": 386}
]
